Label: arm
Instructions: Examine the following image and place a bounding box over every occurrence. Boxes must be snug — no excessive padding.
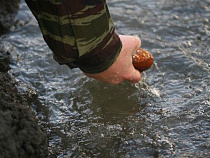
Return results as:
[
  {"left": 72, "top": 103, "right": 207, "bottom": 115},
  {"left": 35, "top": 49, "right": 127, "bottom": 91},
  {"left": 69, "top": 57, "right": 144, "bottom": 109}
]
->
[{"left": 25, "top": 0, "right": 141, "bottom": 84}]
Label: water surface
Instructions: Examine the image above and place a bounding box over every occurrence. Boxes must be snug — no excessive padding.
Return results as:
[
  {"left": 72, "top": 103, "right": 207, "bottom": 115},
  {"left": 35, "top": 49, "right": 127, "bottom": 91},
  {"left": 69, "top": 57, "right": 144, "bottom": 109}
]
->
[{"left": 2, "top": 0, "right": 210, "bottom": 157}]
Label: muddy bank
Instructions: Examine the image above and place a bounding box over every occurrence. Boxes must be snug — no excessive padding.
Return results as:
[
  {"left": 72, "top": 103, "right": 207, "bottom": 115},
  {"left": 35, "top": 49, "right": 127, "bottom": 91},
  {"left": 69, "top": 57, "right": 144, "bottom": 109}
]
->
[
  {"left": 0, "top": 46, "right": 48, "bottom": 158},
  {"left": 0, "top": 1, "right": 48, "bottom": 157}
]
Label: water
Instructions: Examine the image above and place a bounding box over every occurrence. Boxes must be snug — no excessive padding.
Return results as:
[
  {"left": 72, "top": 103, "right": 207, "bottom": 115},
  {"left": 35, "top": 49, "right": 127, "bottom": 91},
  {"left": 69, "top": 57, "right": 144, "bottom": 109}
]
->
[{"left": 2, "top": 0, "right": 210, "bottom": 157}]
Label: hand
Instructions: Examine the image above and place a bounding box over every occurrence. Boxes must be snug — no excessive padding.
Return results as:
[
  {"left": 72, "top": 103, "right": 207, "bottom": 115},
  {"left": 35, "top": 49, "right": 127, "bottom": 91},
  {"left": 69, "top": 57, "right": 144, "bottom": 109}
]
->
[{"left": 84, "top": 35, "right": 142, "bottom": 85}]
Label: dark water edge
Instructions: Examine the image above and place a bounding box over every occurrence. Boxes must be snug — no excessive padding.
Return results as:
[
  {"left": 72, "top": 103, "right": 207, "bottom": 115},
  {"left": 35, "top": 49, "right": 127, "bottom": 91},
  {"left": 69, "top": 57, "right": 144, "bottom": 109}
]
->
[{"left": 0, "top": 1, "right": 48, "bottom": 158}]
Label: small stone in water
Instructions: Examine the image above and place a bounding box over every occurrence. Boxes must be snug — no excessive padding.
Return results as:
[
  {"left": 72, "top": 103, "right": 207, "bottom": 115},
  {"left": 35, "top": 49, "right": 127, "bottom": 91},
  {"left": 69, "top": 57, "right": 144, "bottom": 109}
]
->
[
  {"left": 194, "top": 88, "right": 202, "bottom": 94},
  {"left": 183, "top": 93, "right": 192, "bottom": 98},
  {"left": 173, "top": 15, "right": 179, "bottom": 20},
  {"left": 157, "top": 50, "right": 161, "bottom": 55},
  {"left": 204, "top": 18, "right": 209, "bottom": 24},
  {"left": 187, "top": 41, "right": 192, "bottom": 47},
  {"left": 185, "top": 78, "right": 192, "bottom": 83}
]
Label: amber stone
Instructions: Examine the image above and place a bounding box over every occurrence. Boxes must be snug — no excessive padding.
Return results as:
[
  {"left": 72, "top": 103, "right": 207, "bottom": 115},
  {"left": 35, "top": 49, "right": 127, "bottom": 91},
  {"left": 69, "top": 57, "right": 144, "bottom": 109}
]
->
[{"left": 132, "top": 48, "right": 154, "bottom": 72}]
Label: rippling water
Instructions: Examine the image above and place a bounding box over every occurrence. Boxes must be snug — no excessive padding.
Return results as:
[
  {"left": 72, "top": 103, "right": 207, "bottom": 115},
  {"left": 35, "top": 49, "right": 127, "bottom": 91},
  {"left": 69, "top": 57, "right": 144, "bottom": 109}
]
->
[{"left": 2, "top": 0, "right": 210, "bottom": 157}]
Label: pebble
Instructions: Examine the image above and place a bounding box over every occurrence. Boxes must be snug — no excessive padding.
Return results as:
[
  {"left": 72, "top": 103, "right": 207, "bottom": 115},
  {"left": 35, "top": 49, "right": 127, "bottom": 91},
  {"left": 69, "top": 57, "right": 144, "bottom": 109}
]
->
[
  {"left": 157, "top": 50, "right": 161, "bottom": 55},
  {"left": 183, "top": 93, "right": 193, "bottom": 98},
  {"left": 173, "top": 15, "right": 179, "bottom": 20},
  {"left": 202, "top": 5, "right": 209, "bottom": 11},
  {"left": 187, "top": 41, "right": 192, "bottom": 47},
  {"left": 185, "top": 78, "right": 192, "bottom": 83},
  {"left": 195, "top": 88, "right": 202, "bottom": 94},
  {"left": 204, "top": 18, "right": 209, "bottom": 24}
]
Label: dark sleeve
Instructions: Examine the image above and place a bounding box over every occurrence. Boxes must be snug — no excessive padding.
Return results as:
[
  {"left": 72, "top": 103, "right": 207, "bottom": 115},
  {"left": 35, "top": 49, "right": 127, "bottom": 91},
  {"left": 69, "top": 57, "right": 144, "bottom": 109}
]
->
[{"left": 25, "top": 0, "right": 122, "bottom": 74}]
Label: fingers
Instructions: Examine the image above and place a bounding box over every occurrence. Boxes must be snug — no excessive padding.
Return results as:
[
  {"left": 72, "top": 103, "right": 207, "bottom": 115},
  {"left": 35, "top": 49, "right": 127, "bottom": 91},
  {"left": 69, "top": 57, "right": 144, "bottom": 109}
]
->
[
  {"left": 118, "top": 35, "right": 142, "bottom": 84},
  {"left": 132, "top": 36, "right": 141, "bottom": 54}
]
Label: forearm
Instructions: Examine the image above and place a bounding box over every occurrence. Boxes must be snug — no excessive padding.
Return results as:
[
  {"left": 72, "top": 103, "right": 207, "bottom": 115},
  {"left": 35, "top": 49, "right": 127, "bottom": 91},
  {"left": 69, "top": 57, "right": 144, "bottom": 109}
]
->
[{"left": 25, "top": 0, "right": 122, "bottom": 73}]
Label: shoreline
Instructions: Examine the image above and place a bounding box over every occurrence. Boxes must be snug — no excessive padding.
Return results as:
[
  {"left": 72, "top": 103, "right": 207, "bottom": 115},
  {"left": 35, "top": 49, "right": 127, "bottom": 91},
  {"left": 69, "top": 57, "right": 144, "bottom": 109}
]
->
[{"left": 0, "top": 1, "right": 48, "bottom": 157}]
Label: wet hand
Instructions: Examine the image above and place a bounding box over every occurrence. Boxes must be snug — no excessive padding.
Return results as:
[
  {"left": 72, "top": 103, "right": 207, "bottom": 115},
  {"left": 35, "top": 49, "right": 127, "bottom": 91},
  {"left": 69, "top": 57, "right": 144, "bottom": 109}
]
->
[{"left": 84, "top": 35, "right": 142, "bottom": 85}]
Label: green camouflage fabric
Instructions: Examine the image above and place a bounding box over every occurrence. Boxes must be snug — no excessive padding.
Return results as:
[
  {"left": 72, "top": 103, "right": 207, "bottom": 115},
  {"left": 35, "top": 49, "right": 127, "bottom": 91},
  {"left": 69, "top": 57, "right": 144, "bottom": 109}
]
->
[{"left": 25, "top": 0, "right": 122, "bottom": 73}]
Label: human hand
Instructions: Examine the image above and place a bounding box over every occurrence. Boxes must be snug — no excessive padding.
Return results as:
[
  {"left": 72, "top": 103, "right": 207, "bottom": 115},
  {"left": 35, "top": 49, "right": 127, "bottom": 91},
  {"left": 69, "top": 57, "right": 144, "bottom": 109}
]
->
[{"left": 84, "top": 35, "right": 141, "bottom": 85}]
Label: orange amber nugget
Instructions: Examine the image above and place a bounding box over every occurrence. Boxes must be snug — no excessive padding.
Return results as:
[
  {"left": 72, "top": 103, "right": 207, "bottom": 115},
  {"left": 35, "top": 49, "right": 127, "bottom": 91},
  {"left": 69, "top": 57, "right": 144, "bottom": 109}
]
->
[{"left": 132, "top": 48, "right": 154, "bottom": 72}]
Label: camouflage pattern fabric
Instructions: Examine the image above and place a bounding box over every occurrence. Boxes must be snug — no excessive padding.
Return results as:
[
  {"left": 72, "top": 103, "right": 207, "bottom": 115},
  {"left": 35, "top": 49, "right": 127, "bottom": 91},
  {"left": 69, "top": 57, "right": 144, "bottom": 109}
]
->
[{"left": 25, "top": 0, "right": 122, "bottom": 73}]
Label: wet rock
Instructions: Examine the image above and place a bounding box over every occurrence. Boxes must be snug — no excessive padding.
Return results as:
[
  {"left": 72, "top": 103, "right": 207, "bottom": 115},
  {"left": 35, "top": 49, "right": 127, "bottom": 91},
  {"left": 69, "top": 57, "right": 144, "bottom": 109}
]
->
[
  {"left": 0, "top": 45, "right": 48, "bottom": 157},
  {"left": 0, "top": 46, "right": 11, "bottom": 72},
  {"left": 0, "top": 0, "right": 20, "bottom": 35}
]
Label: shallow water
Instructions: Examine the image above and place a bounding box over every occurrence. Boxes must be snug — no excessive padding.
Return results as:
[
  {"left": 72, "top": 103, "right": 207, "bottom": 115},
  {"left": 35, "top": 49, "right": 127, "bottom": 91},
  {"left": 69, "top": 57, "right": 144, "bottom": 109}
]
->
[{"left": 2, "top": 0, "right": 210, "bottom": 157}]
